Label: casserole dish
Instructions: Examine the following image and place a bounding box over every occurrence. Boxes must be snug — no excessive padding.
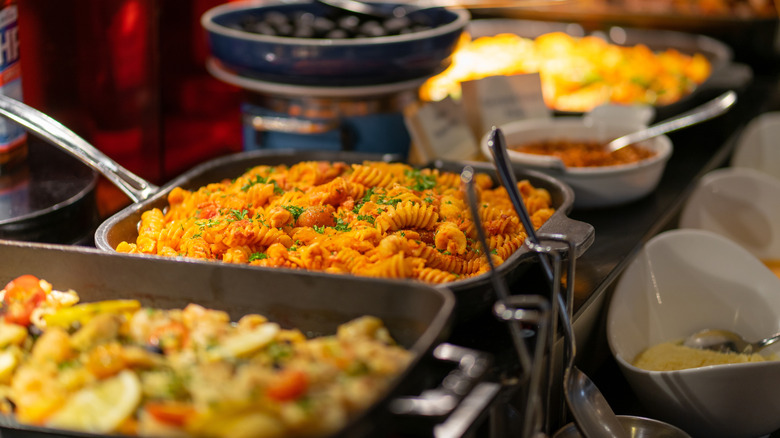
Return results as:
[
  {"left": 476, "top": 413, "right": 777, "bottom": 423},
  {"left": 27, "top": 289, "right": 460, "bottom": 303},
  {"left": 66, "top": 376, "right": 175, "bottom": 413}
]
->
[
  {"left": 0, "top": 238, "right": 459, "bottom": 438},
  {"left": 0, "top": 95, "right": 595, "bottom": 321},
  {"left": 94, "top": 150, "right": 594, "bottom": 320}
]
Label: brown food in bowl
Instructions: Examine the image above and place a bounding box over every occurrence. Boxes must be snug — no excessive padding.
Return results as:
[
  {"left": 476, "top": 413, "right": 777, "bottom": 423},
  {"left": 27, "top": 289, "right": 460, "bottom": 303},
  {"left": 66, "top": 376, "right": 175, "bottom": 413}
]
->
[{"left": 511, "top": 139, "right": 657, "bottom": 167}]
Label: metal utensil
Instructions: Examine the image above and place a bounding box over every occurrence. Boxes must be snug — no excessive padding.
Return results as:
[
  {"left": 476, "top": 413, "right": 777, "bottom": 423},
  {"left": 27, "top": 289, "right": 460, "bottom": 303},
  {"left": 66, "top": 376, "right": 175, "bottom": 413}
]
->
[
  {"left": 462, "top": 166, "right": 533, "bottom": 375},
  {"left": 683, "top": 328, "right": 780, "bottom": 355},
  {"left": 554, "top": 415, "right": 692, "bottom": 438},
  {"left": 487, "top": 127, "right": 629, "bottom": 438},
  {"left": 0, "top": 94, "right": 158, "bottom": 203},
  {"left": 462, "top": 166, "right": 546, "bottom": 438},
  {"left": 605, "top": 90, "right": 737, "bottom": 153},
  {"left": 318, "top": 0, "right": 569, "bottom": 19}
]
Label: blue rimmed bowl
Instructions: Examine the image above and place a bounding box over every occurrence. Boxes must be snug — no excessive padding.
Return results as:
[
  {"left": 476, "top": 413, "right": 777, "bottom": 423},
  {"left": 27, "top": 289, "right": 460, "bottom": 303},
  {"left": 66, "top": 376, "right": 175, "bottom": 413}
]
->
[{"left": 201, "top": 0, "right": 470, "bottom": 86}]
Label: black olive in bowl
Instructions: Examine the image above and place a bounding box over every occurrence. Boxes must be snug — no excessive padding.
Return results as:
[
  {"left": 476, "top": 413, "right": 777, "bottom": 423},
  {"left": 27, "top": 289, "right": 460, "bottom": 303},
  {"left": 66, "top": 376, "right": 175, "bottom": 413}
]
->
[{"left": 201, "top": 0, "right": 470, "bottom": 86}]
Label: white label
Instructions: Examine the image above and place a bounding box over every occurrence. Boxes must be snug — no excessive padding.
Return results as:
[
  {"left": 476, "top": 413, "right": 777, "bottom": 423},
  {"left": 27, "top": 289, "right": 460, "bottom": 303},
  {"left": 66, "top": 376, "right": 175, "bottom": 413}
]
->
[
  {"left": 404, "top": 97, "right": 480, "bottom": 164},
  {"left": 461, "top": 73, "right": 551, "bottom": 137}
]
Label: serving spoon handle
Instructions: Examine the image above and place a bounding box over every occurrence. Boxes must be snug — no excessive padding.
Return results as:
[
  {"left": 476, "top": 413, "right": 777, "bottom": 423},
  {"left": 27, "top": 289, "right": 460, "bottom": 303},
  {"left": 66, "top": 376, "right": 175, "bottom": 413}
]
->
[
  {"left": 0, "top": 94, "right": 158, "bottom": 203},
  {"left": 606, "top": 90, "right": 737, "bottom": 153},
  {"left": 683, "top": 328, "right": 780, "bottom": 354}
]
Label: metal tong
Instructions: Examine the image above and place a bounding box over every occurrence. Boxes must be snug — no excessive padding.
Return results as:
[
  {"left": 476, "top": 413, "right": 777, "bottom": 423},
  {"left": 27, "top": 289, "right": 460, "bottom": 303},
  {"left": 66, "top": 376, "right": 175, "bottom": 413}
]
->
[
  {"left": 485, "top": 127, "right": 629, "bottom": 438},
  {"left": 462, "top": 167, "right": 550, "bottom": 438}
]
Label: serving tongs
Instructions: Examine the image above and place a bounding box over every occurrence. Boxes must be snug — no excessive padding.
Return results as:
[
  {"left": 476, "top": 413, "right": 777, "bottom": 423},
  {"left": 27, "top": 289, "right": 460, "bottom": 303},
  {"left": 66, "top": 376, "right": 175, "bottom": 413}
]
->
[
  {"left": 486, "top": 127, "right": 629, "bottom": 437},
  {"left": 463, "top": 166, "right": 551, "bottom": 438}
]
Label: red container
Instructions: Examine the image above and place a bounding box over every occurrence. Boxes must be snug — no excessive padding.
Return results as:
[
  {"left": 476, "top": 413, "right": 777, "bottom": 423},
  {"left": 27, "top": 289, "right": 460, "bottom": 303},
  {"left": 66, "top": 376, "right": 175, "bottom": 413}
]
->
[
  {"left": 0, "top": 0, "right": 26, "bottom": 174},
  {"left": 17, "top": 0, "right": 243, "bottom": 213}
]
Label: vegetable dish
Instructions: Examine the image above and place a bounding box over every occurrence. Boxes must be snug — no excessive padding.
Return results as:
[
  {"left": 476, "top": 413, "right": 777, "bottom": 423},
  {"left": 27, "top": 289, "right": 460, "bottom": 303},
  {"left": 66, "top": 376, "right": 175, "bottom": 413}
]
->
[
  {"left": 0, "top": 275, "right": 412, "bottom": 437},
  {"left": 116, "top": 160, "right": 555, "bottom": 284},
  {"left": 420, "top": 31, "right": 712, "bottom": 112}
]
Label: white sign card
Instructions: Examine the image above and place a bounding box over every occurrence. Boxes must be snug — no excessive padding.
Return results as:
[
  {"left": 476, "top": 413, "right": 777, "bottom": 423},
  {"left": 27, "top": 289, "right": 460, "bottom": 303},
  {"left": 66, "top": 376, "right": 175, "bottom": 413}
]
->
[
  {"left": 461, "top": 73, "right": 551, "bottom": 138},
  {"left": 404, "top": 96, "right": 480, "bottom": 164}
]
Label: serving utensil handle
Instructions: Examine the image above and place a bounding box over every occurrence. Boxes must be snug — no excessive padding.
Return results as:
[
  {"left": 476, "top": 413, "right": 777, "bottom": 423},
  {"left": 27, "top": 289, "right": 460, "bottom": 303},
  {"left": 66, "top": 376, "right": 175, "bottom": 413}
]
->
[{"left": 0, "top": 94, "right": 159, "bottom": 203}]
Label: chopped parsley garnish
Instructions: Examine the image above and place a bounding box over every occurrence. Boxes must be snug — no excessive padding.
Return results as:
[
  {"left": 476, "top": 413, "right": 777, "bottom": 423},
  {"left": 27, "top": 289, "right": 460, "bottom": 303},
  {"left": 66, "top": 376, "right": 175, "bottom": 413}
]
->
[
  {"left": 313, "top": 225, "right": 326, "bottom": 234},
  {"left": 333, "top": 217, "right": 351, "bottom": 232},
  {"left": 283, "top": 205, "right": 305, "bottom": 221},
  {"left": 357, "top": 214, "right": 375, "bottom": 224},
  {"left": 405, "top": 169, "right": 437, "bottom": 191},
  {"left": 361, "top": 187, "right": 375, "bottom": 203},
  {"left": 241, "top": 175, "right": 268, "bottom": 192},
  {"left": 230, "top": 209, "right": 249, "bottom": 221},
  {"left": 249, "top": 252, "right": 268, "bottom": 261},
  {"left": 241, "top": 175, "right": 283, "bottom": 195},
  {"left": 376, "top": 196, "right": 402, "bottom": 207}
]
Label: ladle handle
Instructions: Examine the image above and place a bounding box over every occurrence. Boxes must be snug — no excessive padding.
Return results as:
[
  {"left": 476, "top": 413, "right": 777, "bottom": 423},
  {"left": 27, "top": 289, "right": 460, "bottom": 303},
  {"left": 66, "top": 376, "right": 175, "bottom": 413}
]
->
[
  {"left": 606, "top": 90, "right": 737, "bottom": 153},
  {"left": 0, "top": 94, "right": 158, "bottom": 203}
]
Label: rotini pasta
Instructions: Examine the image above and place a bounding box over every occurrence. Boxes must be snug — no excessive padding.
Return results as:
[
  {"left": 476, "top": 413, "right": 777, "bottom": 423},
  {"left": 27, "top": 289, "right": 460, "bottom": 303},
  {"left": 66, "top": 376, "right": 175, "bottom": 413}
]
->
[{"left": 116, "top": 161, "right": 555, "bottom": 284}]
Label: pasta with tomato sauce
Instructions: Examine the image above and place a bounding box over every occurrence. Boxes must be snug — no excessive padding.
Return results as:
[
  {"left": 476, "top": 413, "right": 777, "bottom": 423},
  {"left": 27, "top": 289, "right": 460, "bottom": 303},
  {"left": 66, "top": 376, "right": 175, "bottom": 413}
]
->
[{"left": 116, "top": 161, "right": 555, "bottom": 283}]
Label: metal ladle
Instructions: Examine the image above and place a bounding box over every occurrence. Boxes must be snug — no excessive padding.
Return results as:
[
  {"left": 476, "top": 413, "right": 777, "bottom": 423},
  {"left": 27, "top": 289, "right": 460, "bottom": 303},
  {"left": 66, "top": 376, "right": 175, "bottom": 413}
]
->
[
  {"left": 487, "top": 127, "right": 629, "bottom": 438},
  {"left": 605, "top": 90, "right": 737, "bottom": 153},
  {"left": 683, "top": 328, "right": 780, "bottom": 355}
]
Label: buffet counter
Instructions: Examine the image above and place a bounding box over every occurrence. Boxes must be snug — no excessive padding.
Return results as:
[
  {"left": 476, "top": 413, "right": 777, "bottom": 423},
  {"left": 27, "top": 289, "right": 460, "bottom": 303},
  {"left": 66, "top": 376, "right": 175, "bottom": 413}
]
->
[{"left": 439, "top": 60, "right": 780, "bottom": 435}]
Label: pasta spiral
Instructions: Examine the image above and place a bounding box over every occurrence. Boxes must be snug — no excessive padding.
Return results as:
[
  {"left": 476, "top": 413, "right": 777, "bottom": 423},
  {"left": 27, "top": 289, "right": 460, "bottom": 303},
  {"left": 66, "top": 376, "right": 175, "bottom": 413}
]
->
[{"left": 116, "top": 161, "right": 555, "bottom": 284}]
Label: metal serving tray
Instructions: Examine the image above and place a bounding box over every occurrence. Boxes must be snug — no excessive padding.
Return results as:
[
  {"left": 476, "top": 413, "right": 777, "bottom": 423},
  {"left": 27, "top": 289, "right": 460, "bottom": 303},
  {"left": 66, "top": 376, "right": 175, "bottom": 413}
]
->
[
  {"left": 465, "top": 18, "right": 737, "bottom": 119},
  {"left": 93, "top": 150, "right": 595, "bottom": 321},
  {"left": 0, "top": 239, "right": 457, "bottom": 438}
]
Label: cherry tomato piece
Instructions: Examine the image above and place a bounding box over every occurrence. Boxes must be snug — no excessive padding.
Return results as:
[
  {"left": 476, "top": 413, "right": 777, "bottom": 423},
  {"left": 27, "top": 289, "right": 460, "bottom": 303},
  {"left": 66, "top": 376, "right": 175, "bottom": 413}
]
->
[{"left": 2, "top": 275, "right": 45, "bottom": 327}]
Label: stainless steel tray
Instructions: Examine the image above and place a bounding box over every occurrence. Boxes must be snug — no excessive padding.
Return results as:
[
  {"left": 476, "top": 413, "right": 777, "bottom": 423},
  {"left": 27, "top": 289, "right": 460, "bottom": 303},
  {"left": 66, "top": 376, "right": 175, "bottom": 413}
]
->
[
  {"left": 0, "top": 238, "right": 456, "bottom": 438},
  {"left": 464, "top": 18, "right": 737, "bottom": 119},
  {"left": 93, "top": 150, "right": 595, "bottom": 321}
]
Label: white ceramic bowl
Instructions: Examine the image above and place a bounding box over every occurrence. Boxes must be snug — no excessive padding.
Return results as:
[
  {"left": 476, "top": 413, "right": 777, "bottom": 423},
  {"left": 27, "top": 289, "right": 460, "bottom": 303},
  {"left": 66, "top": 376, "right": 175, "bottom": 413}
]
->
[
  {"left": 679, "top": 167, "right": 780, "bottom": 262},
  {"left": 731, "top": 111, "right": 780, "bottom": 180},
  {"left": 607, "top": 228, "right": 780, "bottom": 438},
  {"left": 484, "top": 116, "right": 672, "bottom": 209}
]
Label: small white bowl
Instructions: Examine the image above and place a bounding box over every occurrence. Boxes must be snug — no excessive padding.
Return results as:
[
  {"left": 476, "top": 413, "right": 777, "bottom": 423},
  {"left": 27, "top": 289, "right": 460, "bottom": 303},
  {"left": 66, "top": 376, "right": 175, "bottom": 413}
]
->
[
  {"left": 484, "top": 116, "right": 672, "bottom": 209},
  {"left": 731, "top": 111, "right": 780, "bottom": 181},
  {"left": 608, "top": 228, "right": 780, "bottom": 438},
  {"left": 679, "top": 167, "right": 780, "bottom": 262}
]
